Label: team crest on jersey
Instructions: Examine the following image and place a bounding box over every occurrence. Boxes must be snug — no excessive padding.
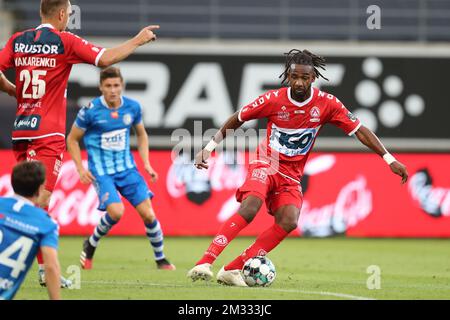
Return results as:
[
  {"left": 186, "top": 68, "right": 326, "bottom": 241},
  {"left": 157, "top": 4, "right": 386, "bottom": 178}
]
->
[
  {"left": 123, "top": 114, "right": 133, "bottom": 125},
  {"left": 310, "top": 106, "right": 321, "bottom": 122},
  {"left": 277, "top": 106, "right": 290, "bottom": 121}
]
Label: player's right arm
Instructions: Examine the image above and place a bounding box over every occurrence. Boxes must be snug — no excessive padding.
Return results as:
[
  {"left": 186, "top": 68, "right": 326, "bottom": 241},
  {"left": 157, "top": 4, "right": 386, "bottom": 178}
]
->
[
  {"left": 40, "top": 246, "right": 61, "bottom": 300},
  {"left": 97, "top": 25, "right": 160, "bottom": 68},
  {"left": 194, "top": 112, "right": 243, "bottom": 169},
  {"left": 0, "top": 35, "right": 17, "bottom": 97},
  {"left": 67, "top": 124, "right": 95, "bottom": 184},
  {"left": 40, "top": 220, "right": 61, "bottom": 300},
  {"left": 194, "top": 91, "right": 274, "bottom": 169}
]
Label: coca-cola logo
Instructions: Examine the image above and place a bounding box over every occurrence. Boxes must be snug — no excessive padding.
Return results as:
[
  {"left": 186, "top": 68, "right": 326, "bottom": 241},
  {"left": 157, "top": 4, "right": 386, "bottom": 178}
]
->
[
  {"left": 299, "top": 176, "right": 373, "bottom": 237},
  {"left": 408, "top": 168, "right": 450, "bottom": 218},
  {"left": 166, "top": 152, "right": 246, "bottom": 199},
  {"left": 48, "top": 160, "right": 103, "bottom": 227}
]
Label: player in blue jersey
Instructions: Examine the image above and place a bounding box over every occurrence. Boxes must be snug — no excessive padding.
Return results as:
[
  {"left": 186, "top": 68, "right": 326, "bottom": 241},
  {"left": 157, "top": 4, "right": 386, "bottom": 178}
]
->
[
  {"left": 67, "top": 67, "right": 175, "bottom": 271},
  {"left": 0, "top": 161, "right": 61, "bottom": 300}
]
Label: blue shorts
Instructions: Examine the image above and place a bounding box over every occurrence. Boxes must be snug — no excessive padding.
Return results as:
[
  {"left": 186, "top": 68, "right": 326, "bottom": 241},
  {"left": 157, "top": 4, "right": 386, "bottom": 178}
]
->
[{"left": 92, "top": 169, "right": 154, "bottom": 211}]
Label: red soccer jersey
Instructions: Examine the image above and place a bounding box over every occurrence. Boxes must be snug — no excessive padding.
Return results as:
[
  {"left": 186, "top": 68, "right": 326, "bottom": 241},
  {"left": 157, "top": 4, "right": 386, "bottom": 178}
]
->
[
  {"left": 0, "top": 24, "right": 105, "bottom": 140},
  {"left": 238, "top": 86, "right": 361, "bottom": 182}
]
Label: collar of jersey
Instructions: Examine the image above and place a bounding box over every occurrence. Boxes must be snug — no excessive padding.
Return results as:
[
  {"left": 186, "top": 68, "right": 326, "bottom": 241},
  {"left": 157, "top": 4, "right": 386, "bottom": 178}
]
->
[
  {"left": 36, "top": 23, "right": 56, "bottom": 30},
  {"left": 287, "top": 86, "right": 315, "bottom": 107},
  {"left": 100, "top": 96, "right": 124, "bottom": 110},
  {"left": 12, "top": 194, "right": 35, "bottom": 207}
]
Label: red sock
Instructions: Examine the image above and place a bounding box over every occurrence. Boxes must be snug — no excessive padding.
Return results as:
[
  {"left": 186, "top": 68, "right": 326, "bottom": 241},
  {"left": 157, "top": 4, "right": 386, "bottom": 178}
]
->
[
  {"left": 224, "top": 223, "right": 288, "bottom": 271},
  {"left": 37, "top": 249, "right": 44, "bottom": 265},
  {"left": 196, "top": 214, "right": 249, "bottom": 265}
]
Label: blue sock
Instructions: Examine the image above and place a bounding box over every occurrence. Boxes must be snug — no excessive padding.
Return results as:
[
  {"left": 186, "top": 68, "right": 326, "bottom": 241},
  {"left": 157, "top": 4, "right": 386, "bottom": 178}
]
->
[
  {"left": 89, "top": 213, "right": 117, "bottom": 247},
  {"left": 145, "top": 219, "right": 165, "bottom": 261}
]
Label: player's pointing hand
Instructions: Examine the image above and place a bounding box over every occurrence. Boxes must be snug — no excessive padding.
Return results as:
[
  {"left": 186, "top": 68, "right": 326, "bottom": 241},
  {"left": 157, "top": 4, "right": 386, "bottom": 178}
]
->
[
  {"left": 390, "top": 161, "right": 409, "bottom": 184},
  {"left": 194, "top": 149, "right": 211, "bottom": 170},
  {"left": 134, "top": 25, "right": 160, "bottom": 46}
]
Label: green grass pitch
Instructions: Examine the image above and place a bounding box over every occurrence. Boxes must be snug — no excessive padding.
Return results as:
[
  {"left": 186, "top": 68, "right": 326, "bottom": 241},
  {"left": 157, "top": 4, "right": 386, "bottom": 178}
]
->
[{"left": 15, "top": 237, "right": 450, "bottom": 300}]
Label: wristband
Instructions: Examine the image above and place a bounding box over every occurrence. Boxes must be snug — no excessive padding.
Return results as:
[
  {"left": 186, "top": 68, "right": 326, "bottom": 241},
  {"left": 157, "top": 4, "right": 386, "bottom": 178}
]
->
[
  {"left": 204, "top": 140, "right": 218, "bottom": 152},
  {"left": 383, "top": 153, "right": 396, "bottom": 165}
]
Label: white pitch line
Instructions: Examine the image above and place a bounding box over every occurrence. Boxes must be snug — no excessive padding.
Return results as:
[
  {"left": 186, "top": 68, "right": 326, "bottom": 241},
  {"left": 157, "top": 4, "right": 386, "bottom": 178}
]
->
[{"left": 82, "top": 280, "right": 375, "bottom": 300}]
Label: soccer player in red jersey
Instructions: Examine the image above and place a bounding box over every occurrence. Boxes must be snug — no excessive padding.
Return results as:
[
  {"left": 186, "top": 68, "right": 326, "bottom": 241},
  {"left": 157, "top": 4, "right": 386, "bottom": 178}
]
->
[
  {"left": 0, "top": 0, "right": 159, "bottom": 287},
  {"left": 187, "top": 49, "right": 409, "bottom": 286}
]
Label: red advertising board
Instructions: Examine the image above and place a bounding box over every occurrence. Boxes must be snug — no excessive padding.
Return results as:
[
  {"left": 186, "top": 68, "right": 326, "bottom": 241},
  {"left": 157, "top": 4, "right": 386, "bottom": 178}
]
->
[{"left": 0, "top": 150, "right": 449, "bottom": 237}]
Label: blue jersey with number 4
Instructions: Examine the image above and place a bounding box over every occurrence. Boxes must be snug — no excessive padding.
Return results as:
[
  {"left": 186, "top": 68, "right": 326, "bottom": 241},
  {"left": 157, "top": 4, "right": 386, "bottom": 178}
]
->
[
  {"left": 0, "top": 196, "right": 58, "bottom": 300},
  {"left": 74, "top": 96, "right": 143, "bottom": 177}
]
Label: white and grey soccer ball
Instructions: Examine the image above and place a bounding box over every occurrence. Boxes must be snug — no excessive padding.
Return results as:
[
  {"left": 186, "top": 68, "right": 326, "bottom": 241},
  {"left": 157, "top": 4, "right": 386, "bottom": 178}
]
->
[{"left": 242, "top": 256, "right": 276, "bottom": 287}]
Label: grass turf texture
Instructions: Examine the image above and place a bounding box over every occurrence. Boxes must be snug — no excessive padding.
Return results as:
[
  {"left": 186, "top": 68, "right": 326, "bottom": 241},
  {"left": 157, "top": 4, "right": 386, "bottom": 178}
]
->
[{"left": 15, "top": 237, "right": 450, "bottom": 300}]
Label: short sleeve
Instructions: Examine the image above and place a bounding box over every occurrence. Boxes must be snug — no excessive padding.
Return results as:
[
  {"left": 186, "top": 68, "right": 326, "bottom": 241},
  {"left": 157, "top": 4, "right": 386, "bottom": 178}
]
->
[
  {"left": 327, "top": 97, "right": 361, "bottom": 136},
  {"left": 40, "top": 222, "right": 59, "bottom": 249},
  {"left": 133, "top": 103, "right": 143, "bottom": 125},
  {"left": 0, "top": 35, "right": 16, "bottom": 73},
  {"left": 238, "top": 90, "right": 276, "bottom": 122},
  {"left": 74, "top": 106, "right": 91, "bottom": 130},
  {"left": 63, "top": 32, "right": 105, "bottom": 66}
]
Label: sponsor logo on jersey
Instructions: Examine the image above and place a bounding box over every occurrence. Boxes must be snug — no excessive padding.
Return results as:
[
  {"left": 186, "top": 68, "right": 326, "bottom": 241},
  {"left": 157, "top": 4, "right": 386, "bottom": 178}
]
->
[
  {"left": 251, "top": 168, "right": 268, "bottom": 183},
  {"left": 277, "top": 106, "right": 290, "bottom": 121},
  {"left": 18, "top": 102, "right": 42, "bottom": 111},
  {"left": 310, "top": 106, "right": 321, "bottom": 122},
  {"left": 123, "top": 114, "right": 133, "bottom": 126},
  {"left": 13, "top": 115, "right": 41, "bottom": 131},
  {"left": 269, "top": 124, "right": 319, "bottom": 157},
  {"left": 101, "top": 129, "right": 127, "bottom": 151},
  {"left": 14, "top": 43, "right": 59, "bottom": 54},
  {"left": 250, "top": 90, "right": 280, "bottom": 108},
  {"left": 213, "top": 235, "right": 228, "bottom": 246}
]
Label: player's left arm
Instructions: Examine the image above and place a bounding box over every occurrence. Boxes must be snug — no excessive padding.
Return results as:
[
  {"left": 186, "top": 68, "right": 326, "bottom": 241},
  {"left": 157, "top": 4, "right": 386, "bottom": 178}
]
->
[
  {"left": 354, "top": 125, "right": 408, "bottom": 184},
  {"left": 135, "top": 123, "right": 158, "bottom": 183},
  {"left": 328, "top": 96, "right": 408, "bottom": 184}
]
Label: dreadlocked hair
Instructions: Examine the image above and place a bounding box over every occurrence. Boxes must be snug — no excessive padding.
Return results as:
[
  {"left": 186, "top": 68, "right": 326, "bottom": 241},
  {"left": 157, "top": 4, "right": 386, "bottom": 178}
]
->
[{"left": 279, "top": 49, "right": 328, "bottom": 85}]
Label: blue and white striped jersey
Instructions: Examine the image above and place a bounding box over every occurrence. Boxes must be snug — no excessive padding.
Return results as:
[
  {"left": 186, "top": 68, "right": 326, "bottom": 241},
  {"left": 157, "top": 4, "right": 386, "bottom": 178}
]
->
[{"left": 74, "top": 96, "right": 143, "bottom": 177}]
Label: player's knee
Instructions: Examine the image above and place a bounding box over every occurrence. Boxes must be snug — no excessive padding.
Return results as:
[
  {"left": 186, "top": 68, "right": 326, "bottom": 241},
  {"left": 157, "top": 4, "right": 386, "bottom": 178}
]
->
[
  {"left": 108, "top": 205, "right": 125, "bottom": 221},
  {"left": 276, "top": 207, "right": 300, "bottom": 232},
  {"left": 141, "top": 211, "right": 156, "bottom": 225},
  {"left": 239, "top": 197, "right": 263, "bottom": 222},
  {"left": 278, "top": 219, "right": 298, "bottom": 233}
]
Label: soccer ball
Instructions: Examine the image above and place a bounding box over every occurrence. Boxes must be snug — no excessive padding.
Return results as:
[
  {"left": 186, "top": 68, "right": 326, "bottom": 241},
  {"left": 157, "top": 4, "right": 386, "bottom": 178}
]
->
[{"left": 242, "top": 256, "right": 276, "bottom": 287}]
